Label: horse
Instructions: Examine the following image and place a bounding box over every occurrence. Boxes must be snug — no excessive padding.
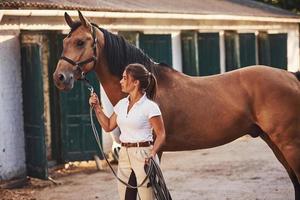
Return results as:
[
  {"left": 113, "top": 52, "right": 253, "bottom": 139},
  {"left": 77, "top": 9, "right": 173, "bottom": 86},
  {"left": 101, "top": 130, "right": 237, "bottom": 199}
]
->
[{"left": 53, "top": 11, "right": 300, "bottom": 199}]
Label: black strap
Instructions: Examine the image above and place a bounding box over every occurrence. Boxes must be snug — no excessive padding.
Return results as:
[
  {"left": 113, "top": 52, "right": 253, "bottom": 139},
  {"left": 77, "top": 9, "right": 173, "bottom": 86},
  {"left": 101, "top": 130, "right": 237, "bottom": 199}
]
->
[
  {"left": 60, "top": 56, "right": 77, "bottom": 66},
  {"left": 59, "top": 25, "right": 98, "bottom": 79},
  {"left": 60, "top": 56, "right": 97, "bottom": 68}
]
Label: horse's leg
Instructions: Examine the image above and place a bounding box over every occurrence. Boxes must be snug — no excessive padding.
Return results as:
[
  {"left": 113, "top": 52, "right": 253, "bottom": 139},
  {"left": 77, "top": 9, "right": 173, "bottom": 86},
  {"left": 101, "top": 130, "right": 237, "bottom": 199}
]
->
[
  {"left": 260, "top": 132, "right": 300, "bottom": 200},
  {"left": 125, "top": 171, "right": 138, "bottom": 200},
  {"left": 157, "top": 151, "right": 163, "bottom": 162},
  {"left": 279, "top": 144, "right": 300, "bottom": 200}
]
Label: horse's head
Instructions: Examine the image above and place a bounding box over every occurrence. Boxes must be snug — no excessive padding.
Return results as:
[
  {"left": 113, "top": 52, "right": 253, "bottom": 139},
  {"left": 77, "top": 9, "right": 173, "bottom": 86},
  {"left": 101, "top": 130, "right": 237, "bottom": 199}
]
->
[{"left": 53, "top": 11, "right": 103, "bottom": 91}]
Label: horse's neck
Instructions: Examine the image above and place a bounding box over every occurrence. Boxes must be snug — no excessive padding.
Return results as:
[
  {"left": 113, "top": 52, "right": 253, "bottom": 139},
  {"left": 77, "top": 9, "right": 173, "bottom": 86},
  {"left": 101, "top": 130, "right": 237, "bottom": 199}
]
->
[{"left": 94, "top": 57, "right": 125, "bottom": 106}]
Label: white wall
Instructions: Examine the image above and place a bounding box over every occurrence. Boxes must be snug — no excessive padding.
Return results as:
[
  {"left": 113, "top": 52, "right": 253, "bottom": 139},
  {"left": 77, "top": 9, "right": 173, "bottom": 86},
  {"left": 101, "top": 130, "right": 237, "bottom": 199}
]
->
[
  {"left": 219, "top": 31, "right": 226, "bottom": 73},
  {"left": 171, "top": 32, "right": 182, "bottom": 72},
  {"left": 287, "top": 27, "right": 300, "bottom": 72},
  {"left": 0, "top": 31, "right": 26, "bottom": 180}
]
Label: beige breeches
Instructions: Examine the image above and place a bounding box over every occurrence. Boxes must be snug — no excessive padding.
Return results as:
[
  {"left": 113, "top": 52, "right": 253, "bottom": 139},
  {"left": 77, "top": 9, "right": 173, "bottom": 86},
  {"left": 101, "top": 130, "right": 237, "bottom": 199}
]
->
[{"left": 117, "top": 146, "right": 159, "bottom": 200}]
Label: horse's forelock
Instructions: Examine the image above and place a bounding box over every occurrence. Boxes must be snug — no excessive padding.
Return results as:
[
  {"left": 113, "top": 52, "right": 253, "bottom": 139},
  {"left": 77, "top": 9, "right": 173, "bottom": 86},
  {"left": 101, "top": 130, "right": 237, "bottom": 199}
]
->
[{"left": 67, "top": 21, "right": 82, "bottom": 37}]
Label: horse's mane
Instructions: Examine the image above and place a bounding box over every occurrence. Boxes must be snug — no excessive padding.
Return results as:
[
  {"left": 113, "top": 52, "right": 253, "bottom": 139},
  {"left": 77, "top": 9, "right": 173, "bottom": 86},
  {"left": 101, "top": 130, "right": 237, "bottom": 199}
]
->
[
  {"left": 69, "top": 21, "right": 172, "bottom": 78},
  {"left": 97, "top": 26, "right": 156, "bottom": 78}
]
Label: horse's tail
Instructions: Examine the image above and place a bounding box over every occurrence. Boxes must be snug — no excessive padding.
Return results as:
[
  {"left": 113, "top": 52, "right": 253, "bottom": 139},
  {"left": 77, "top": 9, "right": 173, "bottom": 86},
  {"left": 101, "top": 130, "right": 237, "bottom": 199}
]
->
[{"left": 292, "top": 71, "right": 300, "bottom": 81}]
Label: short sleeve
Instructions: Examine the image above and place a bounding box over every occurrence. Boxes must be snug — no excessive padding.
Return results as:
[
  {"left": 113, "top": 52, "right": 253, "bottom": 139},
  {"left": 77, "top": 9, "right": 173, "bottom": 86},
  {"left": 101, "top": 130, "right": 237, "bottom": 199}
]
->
[{"left": 147, "top": 101, "right": 162, "bottom": 119}]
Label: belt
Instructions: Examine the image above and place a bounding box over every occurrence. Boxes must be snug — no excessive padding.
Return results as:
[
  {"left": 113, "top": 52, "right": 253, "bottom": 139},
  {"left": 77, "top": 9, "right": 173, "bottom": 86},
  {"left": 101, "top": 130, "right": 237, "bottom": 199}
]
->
[{"left": 121, "top": 141, "right": 153, "bottom": 148}]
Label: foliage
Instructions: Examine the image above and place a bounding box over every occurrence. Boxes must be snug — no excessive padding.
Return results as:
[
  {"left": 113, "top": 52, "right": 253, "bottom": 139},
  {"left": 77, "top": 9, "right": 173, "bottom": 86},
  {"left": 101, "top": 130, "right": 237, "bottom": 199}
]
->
[{"left": 255, "top": 0, "right": 300, "bottom": 14}]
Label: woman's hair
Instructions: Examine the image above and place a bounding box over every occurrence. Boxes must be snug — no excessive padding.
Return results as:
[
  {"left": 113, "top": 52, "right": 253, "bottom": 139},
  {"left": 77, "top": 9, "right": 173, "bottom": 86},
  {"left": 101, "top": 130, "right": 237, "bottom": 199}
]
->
[{"left": 125, "top": 63, "right": 157, "bottom": 100}]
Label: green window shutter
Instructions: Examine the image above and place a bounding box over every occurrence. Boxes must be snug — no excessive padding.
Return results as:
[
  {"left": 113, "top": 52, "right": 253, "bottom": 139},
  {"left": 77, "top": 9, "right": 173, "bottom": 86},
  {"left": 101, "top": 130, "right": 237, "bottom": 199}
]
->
[
  {"left": 269, "top": 34, "right": 287, "bottom": 70},
  {"left": 181, "top": 31, "right": 198, "bottom": 76},
  {"left": 21, "top": 37, "right": 48, "bottom": 179},
  {"left": 225, "top": 31, "right": 240, "bottom": 71},
  {"left": 258, "top": 32, "right": 271, "bottom": 66},
  {"left": 139, "top": 34, "right": 172, "bottom": 66},
  {"left": 47, "top": 32, "right": 64, "bottom": 163},
  {"left": 239, "top": 33, "right": 256, "bottom": 67},
  {"left": 118, "top": 31, "right": 138, "bottom": 46},
  {"left": 198, "top": 33, "right": 220, "bottom": 76}
]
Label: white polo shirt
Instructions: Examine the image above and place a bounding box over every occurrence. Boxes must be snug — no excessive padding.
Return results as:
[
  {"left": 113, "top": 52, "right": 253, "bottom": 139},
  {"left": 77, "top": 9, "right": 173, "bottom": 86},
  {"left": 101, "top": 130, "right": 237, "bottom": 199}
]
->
[{"left": 113, "top": 93, "right": 161, "bottom": 143}]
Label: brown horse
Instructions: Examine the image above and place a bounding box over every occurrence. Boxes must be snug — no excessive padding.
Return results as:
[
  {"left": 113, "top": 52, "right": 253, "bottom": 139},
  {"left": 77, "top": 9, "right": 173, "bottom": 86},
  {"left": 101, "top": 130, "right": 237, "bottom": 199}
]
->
[{"left": 53, "top": 11, "right": 300, "bottom": 199}]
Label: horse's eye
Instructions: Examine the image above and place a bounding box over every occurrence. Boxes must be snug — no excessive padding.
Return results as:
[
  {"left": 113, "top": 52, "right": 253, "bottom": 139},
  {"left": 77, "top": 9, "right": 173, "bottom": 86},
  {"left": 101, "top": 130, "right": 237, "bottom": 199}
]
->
[{"left": 77, "top": 40, "right": 85, "bottom": 47}]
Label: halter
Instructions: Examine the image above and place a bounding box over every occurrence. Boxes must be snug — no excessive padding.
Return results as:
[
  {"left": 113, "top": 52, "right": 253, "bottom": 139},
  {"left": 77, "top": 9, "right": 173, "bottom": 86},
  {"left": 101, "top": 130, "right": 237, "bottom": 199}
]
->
[{"left": 60, "top": 25, "right": 98, "bottom": 81}]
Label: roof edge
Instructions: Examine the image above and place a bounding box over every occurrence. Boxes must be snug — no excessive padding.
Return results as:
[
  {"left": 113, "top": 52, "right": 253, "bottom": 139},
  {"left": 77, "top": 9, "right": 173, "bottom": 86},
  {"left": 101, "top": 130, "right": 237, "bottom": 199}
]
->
[{"left": 1, "top": 10, "right": 300, "bottom": 23}]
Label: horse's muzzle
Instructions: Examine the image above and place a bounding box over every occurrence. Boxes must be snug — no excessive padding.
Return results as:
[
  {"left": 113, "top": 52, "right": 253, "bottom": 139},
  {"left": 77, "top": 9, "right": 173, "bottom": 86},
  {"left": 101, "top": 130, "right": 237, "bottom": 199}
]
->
[{"left": 53, "top": 71, "right": 74, "bottom": 91}]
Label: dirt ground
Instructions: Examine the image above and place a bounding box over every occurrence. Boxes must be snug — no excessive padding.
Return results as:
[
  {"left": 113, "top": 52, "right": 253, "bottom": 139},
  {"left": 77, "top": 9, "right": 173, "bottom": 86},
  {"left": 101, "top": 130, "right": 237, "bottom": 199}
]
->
[{"left": 0, "top": 136, "right": 294, "bottom": 200}]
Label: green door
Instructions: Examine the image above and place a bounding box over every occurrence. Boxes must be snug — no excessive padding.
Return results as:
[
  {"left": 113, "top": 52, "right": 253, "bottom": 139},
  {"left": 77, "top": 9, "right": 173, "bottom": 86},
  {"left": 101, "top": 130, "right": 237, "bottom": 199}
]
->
[
  {"left": 181, "top": 31, "right": 199, "bottom": 76},
  {"left": 239, "top": 33, "right": 256, "bottom": 67},
  {"left": 225, "top": 31, "right": 240, "bottom": 71},
  {"left": 21, "top": 43, "right": 48, "bottom": 179},
  {"left": 198, "top": 33, "right": 220, "bottom": 76},
  {"left": 269, "top": 34, "right": 287, "bottom": 70},
  {"left": 47, "top": 33, "right": 63, "bottom": 163},
  {"left": 52, "top": 34, "right": 102, "bottom": 162},
  {"left": 258, "top": 32, "right": 271, "bottom": 66},
  {"left": 139, "top": 34, "right": 172, "bottom": 66}
]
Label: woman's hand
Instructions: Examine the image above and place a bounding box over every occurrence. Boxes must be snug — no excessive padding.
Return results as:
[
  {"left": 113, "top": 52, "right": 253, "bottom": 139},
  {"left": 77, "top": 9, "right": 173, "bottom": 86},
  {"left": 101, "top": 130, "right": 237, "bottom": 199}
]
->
[
  {"left": 89, "top": 93, "right": 118, "bottom": 132},
  {"left": 89, "top": 93, "right": 101, "bottom": 109},
  {"left": 145, "top": 151, "right": 156, "bottom": 164}
]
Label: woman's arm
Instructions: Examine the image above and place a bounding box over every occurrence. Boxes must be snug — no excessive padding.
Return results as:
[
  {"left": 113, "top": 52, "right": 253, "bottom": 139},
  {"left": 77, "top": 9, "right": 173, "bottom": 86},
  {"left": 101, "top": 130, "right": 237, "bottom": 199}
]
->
[
  {"left": 149, "top": 115, "right": 166, "bottom": 157},
  {"left": 89, "top": 93, "right": 118, "bottom": 132}
]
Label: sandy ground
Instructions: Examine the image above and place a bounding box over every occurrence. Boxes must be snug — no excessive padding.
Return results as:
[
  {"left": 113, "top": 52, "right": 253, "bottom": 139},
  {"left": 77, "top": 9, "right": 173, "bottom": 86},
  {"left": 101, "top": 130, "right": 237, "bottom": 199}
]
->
[{"left": 0, "top": 136, "right": 294, "bottom": 200}]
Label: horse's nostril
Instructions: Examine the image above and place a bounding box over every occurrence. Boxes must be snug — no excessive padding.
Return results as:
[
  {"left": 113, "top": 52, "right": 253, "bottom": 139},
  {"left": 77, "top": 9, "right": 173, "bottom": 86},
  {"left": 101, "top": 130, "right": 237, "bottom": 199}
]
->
[{"left": 58, "top": 73, "right": 65, "bottom": 82}]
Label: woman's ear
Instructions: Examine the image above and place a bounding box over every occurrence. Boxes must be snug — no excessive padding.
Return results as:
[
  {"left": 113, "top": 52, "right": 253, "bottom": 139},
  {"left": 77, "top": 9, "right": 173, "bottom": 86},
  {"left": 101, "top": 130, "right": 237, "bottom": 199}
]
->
[{"left": 134, "top": 79, "right": 140, "bottom": 87}]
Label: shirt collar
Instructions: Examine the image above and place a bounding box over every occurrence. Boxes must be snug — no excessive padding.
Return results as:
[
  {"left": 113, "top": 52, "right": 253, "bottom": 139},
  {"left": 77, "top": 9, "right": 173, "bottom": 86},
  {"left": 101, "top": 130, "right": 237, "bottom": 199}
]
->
[{"left": 125, "top": 93, "right": 147, "bottom": 105}]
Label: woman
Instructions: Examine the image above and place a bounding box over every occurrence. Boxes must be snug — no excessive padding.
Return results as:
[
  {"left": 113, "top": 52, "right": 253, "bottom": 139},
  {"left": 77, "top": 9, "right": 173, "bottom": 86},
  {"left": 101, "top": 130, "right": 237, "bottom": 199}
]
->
[{"left": 89, "top": 63, "right": 166, "bottom": 200}]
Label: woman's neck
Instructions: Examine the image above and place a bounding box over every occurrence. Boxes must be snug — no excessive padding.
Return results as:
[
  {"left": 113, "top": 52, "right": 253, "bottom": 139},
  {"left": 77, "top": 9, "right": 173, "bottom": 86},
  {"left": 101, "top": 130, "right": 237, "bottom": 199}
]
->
[{"left": 129, "top": 90, "right": 144, "bottom": 104}]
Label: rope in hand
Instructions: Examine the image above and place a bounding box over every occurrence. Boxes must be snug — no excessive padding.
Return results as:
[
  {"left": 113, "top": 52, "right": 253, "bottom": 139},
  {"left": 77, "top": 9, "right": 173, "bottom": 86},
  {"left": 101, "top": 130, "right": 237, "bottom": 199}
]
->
[
  {"left": 88, "top": 87, "right": 172, "bottom": 199},
  {"left": 144, "top": 157, "right": 172, "bottom": 200}
]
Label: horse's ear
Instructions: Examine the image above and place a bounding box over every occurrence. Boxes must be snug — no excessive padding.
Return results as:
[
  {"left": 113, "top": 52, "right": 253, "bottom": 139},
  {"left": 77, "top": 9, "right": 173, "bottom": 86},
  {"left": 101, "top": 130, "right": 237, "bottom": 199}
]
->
[
  {"left": 64, "top": 12, "right": 74, "bottom": 28},
  {"left": 78, "top": 10, "right": 91, "bottom": 28}
]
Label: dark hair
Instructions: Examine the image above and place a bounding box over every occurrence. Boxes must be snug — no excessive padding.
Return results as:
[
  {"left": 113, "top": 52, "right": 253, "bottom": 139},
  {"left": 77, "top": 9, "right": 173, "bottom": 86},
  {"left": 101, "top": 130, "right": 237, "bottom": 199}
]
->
[{"left": 125, "top": 63, "right": 157, "bottom": 100}]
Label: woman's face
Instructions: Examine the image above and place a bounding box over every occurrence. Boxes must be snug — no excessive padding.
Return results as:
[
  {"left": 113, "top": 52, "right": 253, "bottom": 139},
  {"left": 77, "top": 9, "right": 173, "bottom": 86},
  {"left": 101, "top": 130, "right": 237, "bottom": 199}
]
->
[{"left": 120, "top": 70, "right": 138, "bottom": 93}]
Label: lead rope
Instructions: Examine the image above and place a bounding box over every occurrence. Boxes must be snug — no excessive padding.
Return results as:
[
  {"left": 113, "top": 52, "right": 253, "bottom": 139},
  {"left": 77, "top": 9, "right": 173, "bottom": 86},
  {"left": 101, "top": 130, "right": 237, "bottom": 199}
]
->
[{"left": 86, "top": 82, "right": 172, "bottom": 199}]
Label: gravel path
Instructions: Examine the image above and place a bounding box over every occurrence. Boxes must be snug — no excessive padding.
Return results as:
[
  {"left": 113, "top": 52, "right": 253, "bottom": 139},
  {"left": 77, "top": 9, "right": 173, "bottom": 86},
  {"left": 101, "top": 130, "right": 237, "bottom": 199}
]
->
[{"left": 1, "top": 136, "right": 294, "bottom": 200}]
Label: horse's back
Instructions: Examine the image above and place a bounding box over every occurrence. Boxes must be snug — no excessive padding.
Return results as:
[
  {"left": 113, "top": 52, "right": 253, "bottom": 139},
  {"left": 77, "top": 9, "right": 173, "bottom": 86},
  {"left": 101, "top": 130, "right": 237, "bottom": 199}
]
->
[
  {"left": 239, "top": 65, "right": 299, "bottom": 85},
  {"left": 238, "top": 65, "right": 300, "bottom": 103}
]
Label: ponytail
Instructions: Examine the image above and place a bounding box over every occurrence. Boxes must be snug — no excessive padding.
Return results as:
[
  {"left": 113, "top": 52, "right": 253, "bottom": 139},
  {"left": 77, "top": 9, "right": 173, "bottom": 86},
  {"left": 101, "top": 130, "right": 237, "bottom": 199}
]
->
[{"left": 145, "top": 73, "right": 157, "bottom": 100}]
